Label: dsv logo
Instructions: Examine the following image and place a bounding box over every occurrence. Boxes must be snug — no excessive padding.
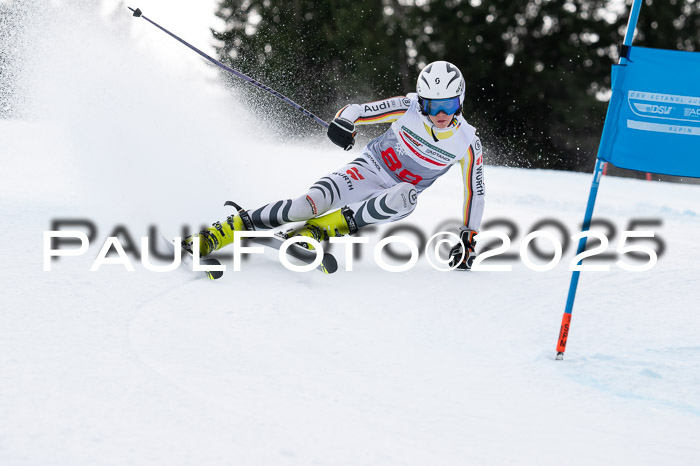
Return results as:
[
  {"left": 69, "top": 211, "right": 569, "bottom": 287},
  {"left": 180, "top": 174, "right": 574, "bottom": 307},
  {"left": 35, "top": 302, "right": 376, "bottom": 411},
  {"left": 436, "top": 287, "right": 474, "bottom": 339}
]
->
[
  {"left": 634, "top": 103, "right": 673, "bottom": 115},
  {"left": 649, "top": 105, "right": 672, "bottom": 114}
]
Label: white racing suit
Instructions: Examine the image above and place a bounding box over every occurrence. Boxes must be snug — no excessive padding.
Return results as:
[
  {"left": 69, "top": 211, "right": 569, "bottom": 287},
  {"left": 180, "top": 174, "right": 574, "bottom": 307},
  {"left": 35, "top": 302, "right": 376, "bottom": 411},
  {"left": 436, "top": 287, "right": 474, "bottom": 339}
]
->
[{"left": 248, "top": 93, "right": 485, "bottom": 232}]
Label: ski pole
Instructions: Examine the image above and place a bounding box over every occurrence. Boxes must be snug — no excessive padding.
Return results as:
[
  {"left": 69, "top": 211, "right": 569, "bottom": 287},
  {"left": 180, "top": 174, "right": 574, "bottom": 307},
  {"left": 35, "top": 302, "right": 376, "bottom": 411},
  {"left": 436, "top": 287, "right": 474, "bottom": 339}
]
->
[{"left": 127, "top": 7, "right": 329, "bottom": 128}]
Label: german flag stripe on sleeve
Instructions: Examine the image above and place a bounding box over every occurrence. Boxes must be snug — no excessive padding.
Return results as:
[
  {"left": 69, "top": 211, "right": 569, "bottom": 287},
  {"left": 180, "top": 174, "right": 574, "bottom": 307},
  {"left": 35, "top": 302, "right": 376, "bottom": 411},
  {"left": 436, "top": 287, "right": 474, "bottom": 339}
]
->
[
  {"left": 356, "top": 110, "right": 407, "bottom": 124},
  {"left": 335, "top": 105, "right": 350, "bottom": 118},
  {"left": 463, "top": 145, "right": 475, "bottom": 226}
]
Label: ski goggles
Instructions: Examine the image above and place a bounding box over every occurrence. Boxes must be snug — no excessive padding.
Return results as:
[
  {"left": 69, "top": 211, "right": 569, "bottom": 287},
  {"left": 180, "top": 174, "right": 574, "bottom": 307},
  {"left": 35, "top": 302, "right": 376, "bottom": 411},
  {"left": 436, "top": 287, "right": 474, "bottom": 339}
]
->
[{"left": 420, "top": 96, "right": 461, "bottom": 116}]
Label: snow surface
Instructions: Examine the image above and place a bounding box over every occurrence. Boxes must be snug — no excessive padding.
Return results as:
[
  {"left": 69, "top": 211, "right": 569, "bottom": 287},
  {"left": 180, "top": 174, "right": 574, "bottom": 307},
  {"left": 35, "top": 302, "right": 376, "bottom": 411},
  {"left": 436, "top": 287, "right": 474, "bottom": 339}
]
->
[{"left": 2, "top": 3, "right": 700, "bottom": 466}]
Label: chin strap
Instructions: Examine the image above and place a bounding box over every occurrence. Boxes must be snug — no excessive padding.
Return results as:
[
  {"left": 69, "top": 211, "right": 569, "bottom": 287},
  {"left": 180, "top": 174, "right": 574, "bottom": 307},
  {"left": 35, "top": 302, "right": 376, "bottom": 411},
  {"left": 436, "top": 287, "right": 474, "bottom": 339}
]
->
[
  {"left": 420, "top": 113, "right": 440, "bottom": 142},
  {"left": 420, "top": 111, "right": 459, "bottom": 142},
  {"left": 429, "top": 126, "right": 439, "bottom": 142}
]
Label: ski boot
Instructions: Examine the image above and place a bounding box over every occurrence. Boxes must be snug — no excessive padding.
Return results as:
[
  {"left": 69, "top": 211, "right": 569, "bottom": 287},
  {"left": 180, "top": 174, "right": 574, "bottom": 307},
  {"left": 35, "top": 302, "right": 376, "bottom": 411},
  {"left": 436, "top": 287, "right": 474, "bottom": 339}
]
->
[
  {"left": 285, "top": 206, "right": 358, "bottom": 249},
  {"left": 182, "top": 201, "right": 255, "bottom": 257}
]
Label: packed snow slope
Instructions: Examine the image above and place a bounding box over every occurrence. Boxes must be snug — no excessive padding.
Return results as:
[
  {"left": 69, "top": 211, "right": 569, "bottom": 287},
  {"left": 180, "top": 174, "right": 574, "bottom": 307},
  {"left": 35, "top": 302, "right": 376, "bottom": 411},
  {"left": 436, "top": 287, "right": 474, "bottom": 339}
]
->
[{"left": 2, "top": 4, "right": 700, "bottom": 466}]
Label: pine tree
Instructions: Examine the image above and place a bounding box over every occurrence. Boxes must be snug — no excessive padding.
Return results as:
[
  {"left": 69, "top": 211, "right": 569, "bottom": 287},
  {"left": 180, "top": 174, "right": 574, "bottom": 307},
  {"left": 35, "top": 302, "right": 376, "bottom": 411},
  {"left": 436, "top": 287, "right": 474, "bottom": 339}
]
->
[
  {"left": 634, "top": 0, "right": 700, "bottom": 51},
  {"left": 211, "top": 0, "right": 416, "bottom": 138}
]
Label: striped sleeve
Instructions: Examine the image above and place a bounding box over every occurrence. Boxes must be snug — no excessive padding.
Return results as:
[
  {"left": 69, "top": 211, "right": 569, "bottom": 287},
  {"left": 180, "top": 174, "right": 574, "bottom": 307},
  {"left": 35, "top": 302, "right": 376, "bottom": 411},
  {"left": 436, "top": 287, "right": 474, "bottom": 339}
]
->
[
  {"left": 335, "top": 96, "right": 411, "bottom": 126},
  {"left": 460, "top": 136, "right": 485, "bottom": 231}
]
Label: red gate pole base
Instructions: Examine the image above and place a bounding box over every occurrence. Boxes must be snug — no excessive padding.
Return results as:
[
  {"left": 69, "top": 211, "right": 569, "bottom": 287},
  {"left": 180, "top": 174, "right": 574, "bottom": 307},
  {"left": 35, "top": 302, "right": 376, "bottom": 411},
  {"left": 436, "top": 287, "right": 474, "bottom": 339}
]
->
[{"left": 555, "top": 313, "right": 572, "bottom": 361}]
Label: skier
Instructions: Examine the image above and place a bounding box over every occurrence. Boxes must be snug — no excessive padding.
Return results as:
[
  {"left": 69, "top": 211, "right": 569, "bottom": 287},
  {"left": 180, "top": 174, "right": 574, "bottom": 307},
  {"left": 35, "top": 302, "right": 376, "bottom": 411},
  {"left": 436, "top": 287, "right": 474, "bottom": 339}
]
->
[{"left": 183, "top": 60, "right": 485, "bottom": 270}]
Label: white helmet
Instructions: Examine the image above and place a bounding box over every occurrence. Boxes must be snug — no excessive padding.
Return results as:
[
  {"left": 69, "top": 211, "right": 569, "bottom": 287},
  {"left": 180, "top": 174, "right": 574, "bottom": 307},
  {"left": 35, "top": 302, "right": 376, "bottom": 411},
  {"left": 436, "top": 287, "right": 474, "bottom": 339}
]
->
[{"left": 416, "top": 61, "right": 465, "bottom": 116}]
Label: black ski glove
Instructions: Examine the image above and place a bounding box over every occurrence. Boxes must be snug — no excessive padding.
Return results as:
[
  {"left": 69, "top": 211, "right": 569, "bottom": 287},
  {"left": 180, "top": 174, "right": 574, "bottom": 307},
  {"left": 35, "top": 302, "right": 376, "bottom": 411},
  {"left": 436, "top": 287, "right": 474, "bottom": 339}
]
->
[
  {"left": 448, "top": 229, "right": 477, "bottom": 271},
  {"left": 327, "top": 117, "right": 357, "bottom": 151}
]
